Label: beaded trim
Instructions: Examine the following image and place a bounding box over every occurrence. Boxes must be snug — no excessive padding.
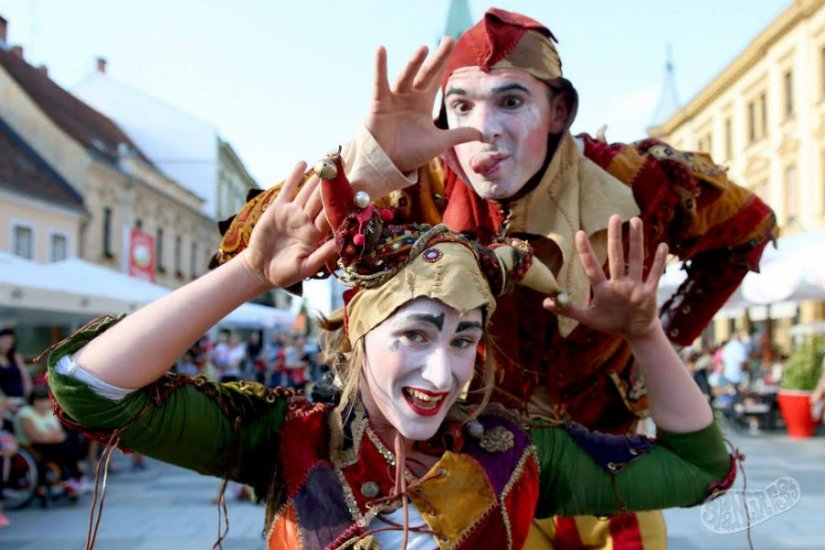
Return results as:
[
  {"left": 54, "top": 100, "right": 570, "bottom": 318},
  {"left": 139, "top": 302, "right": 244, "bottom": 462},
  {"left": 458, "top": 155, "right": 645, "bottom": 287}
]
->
[
  {"left": 337, "top": 224, "right": 452, "bottom": 288},
  {"left": 498, "top": 446, "right": 538, "bottom": 550}
]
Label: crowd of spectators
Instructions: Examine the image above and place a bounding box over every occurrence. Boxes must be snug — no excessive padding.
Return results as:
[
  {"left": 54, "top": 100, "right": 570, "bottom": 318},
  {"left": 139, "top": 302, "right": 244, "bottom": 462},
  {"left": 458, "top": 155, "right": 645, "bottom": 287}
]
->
[{"left": 175, "top": 329, "right": 324, "bottom": 391}]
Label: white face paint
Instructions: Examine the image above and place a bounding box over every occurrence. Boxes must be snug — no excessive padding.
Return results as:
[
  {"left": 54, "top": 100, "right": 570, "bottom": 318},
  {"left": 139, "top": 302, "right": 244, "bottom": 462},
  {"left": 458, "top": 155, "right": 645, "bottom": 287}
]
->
[
  {"left": 361, "top": 298, "right": 483, "bottom": 442},
  {"left": 445, "top": 67, "right": 553, "bottom": 200}
]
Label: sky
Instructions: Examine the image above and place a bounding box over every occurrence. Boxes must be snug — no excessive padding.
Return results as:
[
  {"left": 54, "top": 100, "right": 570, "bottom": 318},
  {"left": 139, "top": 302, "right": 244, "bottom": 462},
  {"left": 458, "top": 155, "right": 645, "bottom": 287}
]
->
[{"left": 0, "top": 0, "right": 792, "bottom": 187}]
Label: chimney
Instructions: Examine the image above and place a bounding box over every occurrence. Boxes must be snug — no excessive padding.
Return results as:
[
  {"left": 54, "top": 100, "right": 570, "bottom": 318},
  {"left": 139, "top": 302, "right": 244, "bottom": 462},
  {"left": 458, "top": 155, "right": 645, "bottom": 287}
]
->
[
  {"left": 96, "top": 56, "right": 107, "bottom": 74},
  {"left": 10, "top": 44, "right": 23, "bottom": 58},
  {"left": 0, "top": 15, "right": 8, "bottom": 46},
  {"left": 37, "top": 64, "right": 48, "bottom": 77}
]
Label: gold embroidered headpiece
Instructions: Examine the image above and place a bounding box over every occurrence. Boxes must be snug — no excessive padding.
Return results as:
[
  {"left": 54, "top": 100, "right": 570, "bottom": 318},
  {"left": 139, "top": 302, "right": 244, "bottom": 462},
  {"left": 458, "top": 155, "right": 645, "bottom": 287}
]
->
[{"left": 317, "top": 151, "right": 568, "bottom": 345}]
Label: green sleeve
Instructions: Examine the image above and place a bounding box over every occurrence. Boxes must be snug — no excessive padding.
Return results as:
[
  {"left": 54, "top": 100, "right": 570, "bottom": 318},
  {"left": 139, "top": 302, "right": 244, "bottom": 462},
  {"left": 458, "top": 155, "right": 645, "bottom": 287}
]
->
[
  {"left": 46, "top": 315, "right": 290, "bottom": 496},
  {"left": 533, "top": 422, "right": 732, "bottom": 518}
]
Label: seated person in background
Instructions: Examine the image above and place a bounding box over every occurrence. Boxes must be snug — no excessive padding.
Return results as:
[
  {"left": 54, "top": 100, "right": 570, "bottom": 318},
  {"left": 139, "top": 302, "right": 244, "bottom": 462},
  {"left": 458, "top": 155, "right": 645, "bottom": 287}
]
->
[
  {"left": 0, "top": 390, "right": 19, "bottom": 528},
  {"left": 14, "top": 385, "right": 87, "bottom": 496}
]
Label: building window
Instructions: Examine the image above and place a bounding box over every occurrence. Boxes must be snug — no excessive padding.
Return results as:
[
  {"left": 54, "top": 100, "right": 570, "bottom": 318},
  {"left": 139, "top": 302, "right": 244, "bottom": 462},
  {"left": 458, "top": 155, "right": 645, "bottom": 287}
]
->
[
  {"left": 783, "top": 70, "right": 794, "bottom": 117},
  {"left": 724, "top": 118, "right": 733, "bottom": 160},
  {"left": 785, "top": 164, "right": 798, "bottom": 225},
  {"left": 759, "top": 92, "right": 768, "bottom": 136},
  {"left": 156, "top": 228, "right": 165, "bottom": 273},
  {"left": 821, "top": 47, "right": 825, "bottom": 96},
  {"left": 50, "top": 233, "right": 67, "bottom": 262},
  {"left": 747, "top": 93, "right": 768, "bottom": 144},
  {"left": 190, "top": 241, "right": 198, "bottom": 280},
  {"left": 12, "top": 224, "right": 33, "bottom": 259},
  {"left": 174, "top": 235, "right": 183, "bottom": 278},
  {"left": 102, "top": 207, "right": 114, "bottom": 258}
]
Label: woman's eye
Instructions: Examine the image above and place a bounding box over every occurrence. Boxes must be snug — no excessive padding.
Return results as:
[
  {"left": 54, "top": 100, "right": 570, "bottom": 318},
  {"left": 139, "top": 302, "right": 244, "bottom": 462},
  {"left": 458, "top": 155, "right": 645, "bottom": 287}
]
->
[
  {"left": 452, "top": 337, "right": 476, "bottom": 349},
  {"left": 501, "top": 95, "right": 524, "bottom": 109},
  {"left": 403, "top": 331, "right": 426, "bottom": 344}
]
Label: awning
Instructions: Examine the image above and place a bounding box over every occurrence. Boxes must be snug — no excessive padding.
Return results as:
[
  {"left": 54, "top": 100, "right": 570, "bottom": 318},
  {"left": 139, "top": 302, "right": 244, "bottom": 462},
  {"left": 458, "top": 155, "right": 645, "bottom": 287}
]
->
[
  {"left": 658, "top": 230, "right": 825, "bottom": 310},
  {"left": 0, "top": 253, "right": 293, "bottom": 328}
]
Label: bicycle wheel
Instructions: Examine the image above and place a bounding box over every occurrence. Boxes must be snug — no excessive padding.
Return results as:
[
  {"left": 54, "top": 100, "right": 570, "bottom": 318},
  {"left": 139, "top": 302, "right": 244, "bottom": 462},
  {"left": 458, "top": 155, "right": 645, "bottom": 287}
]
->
[{"left": 3, "top": 447, "right": 39, "bottom": 510}]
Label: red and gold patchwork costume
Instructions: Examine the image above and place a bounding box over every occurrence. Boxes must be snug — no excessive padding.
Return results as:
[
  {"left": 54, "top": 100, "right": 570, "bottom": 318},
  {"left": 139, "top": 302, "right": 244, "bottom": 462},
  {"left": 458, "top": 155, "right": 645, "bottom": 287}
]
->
[{"left": 210, "top": 9, "right": 775, "bottom": 549}]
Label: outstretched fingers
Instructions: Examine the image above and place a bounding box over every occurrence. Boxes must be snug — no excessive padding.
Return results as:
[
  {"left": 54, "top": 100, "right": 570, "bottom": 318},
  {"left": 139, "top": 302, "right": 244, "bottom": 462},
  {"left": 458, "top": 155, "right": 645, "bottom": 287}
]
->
[
  {"left": 393, "top": 46, "right": 429, "bottom": 92},
  {"left": 304, "top": 239, "right": 337, "bottom": 276},
  {"left": 627, "top": 217, "right": 644, "bottom": 281},
  {"left": 645, "top": 242, "right": 669, "bottom": 292},
  {"left": 575, "top": 230, "right": 607, "bottom": 287},
  {"left": 412, "top": 37, "right": 453, "bottom": 90},
  {"left": 373, "top": 47, "right": 391, "bottom": 101},
  {"left": 274, "top": 161, "right": 308, "bottom": 208},
  {"left": 296, "top": 173, "right": 320, "bottom": 211},
  {"left": 606, "top": 214, "right": 625, "bottom": 281}
]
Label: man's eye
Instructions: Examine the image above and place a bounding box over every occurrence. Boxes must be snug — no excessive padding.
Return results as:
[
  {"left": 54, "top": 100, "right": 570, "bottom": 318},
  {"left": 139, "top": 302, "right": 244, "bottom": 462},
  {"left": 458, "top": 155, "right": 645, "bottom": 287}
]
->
[
  {"left": 501, "top": 96, "right": 524, "bottom": 109},
  {"left": 450, "top": 101, "right": 472, "bottom": 114}
]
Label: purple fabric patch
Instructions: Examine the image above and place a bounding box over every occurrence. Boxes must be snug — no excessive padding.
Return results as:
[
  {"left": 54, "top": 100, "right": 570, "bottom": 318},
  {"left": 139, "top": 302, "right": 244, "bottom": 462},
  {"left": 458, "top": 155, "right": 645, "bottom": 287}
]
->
[
  {"left": 462, "top": 414, "right": 530, "bottom": 495},
  {"left": 293, "top": 463, "right": 353, "bottom": 550},
  {"left": 564, "top": 421, "right": 653, "bottom": 473}
]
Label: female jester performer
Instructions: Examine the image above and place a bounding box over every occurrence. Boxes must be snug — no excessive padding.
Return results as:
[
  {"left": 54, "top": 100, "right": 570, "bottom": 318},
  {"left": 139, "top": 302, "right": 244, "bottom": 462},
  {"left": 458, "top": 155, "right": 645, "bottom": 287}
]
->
[{"left": 45, "top": 154, "right": 733, "bottom": 549}]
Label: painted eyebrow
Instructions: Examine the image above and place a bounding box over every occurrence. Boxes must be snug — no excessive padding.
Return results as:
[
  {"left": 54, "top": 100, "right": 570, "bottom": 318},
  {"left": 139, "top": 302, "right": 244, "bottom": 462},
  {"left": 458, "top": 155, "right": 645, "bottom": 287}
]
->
[
  {"left": 490, "top": 83, "right": 531, "bottom": 95},
  {"left": 408, "top": 313, "right": 445, "bottom": 331},
  {"left": 444, "top": 83, "right": 531, "bottom": 99},
  {"left": 444, "top": 86, "right": 466, "bottom": 98},
  {"left": 456, "top": 321, "right": 483, "bottom": 332}
]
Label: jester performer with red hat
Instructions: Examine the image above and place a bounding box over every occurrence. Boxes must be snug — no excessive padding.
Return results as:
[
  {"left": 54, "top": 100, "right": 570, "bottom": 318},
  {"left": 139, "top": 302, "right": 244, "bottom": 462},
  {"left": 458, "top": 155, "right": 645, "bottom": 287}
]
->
[{"left": 213, "top": 8, "right": 776, "bottom": 549}]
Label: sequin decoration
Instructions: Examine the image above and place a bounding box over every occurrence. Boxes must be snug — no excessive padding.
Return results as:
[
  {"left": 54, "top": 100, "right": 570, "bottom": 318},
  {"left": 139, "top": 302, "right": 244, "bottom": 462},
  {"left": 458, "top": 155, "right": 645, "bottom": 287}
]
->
[{"left": 423, "top": 248, "right": 443, "bottom": 263}]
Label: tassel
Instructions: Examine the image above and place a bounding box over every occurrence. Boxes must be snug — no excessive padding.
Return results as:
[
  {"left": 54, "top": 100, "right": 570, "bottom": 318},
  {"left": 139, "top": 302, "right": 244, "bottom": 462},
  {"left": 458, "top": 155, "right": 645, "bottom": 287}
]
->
[{"left": 353, "top": 534, "right": 382, "bottom": 550}]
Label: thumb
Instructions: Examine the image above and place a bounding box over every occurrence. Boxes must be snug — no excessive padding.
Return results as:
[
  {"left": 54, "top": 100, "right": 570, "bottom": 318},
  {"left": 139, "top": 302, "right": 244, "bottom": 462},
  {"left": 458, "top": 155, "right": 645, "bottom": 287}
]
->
[
  {"left": 439, "top": 127, "right": 483, "bottom": 150},
  {"left": 542, "top": 298, "right": 589, "bottom": 324},
  {"left": 304, "top": 240, "right": 337, "bottom": 276}
]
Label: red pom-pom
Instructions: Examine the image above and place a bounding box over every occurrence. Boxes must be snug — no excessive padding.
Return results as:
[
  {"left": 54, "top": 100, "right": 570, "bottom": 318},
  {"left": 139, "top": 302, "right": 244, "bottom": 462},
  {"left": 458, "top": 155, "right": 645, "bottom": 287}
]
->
[
  {"left": 380, "top": 208, "right": 394, "bottom": 222},
  {"left": 353, "top": 234, "right": 366, "bottom": 246}
]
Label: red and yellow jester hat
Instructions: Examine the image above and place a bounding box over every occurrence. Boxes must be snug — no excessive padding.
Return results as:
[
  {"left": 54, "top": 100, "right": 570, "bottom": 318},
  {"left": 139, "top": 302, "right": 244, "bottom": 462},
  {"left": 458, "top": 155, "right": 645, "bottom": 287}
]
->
[
  {"left": 441, "top": 8, "right": 562, "bottom": 89},
  {"left": 437, "top": 8, "right": 578, "bottom": 130}
]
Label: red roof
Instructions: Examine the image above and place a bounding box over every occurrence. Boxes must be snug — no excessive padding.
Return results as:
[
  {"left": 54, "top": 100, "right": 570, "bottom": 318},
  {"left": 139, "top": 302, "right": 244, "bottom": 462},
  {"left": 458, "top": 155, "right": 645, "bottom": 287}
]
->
[{"left": 0, "top": 47, "right": 151, "bottom": 165}]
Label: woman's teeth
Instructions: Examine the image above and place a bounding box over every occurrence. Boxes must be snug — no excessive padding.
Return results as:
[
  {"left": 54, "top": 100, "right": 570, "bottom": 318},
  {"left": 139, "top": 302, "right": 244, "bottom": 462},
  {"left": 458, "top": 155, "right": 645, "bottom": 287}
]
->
[{"left": 404, "top": 388, "right": 443, "bottom": 409}]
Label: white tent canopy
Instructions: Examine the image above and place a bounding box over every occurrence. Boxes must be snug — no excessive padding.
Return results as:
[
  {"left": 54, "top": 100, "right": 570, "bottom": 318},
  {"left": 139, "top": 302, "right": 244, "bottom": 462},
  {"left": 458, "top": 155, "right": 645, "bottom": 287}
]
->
[
  {"left": 0, "top": 253, "right": 292, "bottom": 328},
  {"left": 658, "top": 230, "right": 825, "bottom": 313}
]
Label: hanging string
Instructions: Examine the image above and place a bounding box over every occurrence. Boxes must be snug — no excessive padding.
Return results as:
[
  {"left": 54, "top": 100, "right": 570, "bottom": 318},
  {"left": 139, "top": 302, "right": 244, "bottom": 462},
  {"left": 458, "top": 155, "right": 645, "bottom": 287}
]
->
[
  {"left": 212, "top": 475, "right": 231, "bottom": 549},
  {"left": 393, "top": 432, "right": 410, "bottom": 550},
  {"left": 85, "top": 430, "right": 122, "bottom": 550}
]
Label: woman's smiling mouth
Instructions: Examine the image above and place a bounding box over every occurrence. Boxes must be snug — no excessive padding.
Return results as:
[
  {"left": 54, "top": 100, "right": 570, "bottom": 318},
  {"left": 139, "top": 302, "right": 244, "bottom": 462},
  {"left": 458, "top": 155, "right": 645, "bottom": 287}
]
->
[{"left": 402, "top": 387, "right": 449, "bottom": 416}]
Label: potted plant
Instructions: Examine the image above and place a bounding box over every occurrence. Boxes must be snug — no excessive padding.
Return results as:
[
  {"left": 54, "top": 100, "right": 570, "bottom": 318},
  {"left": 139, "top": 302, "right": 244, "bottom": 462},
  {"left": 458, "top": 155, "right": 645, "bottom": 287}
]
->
[{"left": 778, "top": 337, "right": 824, "bottom": 438}]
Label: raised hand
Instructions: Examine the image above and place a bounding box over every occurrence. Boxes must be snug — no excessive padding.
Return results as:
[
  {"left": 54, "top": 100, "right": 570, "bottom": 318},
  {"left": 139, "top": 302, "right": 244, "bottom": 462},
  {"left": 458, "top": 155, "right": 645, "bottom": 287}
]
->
[
  {"left": 366, "top": 38, "right": 482, "bottom": 173},
  {"left": 241, "top": 162, "right": 336, "bottom": 289},
  {"left": 544, "top": 215, "right": 668, "bottom": 341}
]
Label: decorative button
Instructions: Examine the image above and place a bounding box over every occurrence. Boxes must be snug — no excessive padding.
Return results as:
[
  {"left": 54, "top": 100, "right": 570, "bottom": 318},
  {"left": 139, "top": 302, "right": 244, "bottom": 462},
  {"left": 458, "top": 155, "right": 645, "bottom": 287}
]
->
[
  {"left": 360, "top": 481, "right": 379, "bottom": 498},
  {"left": 354, "top": 190, "right": 371, "bottom": 209},
  {"left": 423, "top": 248, "right": 443, "bottom": 263},
  {"left": 314, "top": 158, "right": 337, "bottom": 180},
  {"left": 465, "top": 420, "right": 484, "bottom": 439}
]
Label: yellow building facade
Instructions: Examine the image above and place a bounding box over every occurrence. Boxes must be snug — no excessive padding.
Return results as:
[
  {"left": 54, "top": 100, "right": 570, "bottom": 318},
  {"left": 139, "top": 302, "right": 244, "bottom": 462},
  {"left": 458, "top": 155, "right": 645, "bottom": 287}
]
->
[{"left": 651, "top": 0, "right": 825, "bottom": 347}]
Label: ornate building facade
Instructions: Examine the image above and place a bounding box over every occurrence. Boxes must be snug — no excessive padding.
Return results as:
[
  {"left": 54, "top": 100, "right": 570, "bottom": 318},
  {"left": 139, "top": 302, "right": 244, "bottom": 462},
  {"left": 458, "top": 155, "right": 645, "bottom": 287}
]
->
[{"left": 651, "top": 0, "right": 825, "bottom": 346}]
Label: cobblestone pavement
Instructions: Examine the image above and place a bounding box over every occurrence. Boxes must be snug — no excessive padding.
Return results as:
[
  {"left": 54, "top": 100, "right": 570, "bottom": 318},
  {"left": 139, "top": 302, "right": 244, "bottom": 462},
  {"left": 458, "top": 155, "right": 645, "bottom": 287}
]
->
[{"left": 2, "top": 427, "right": 822, "bottom": 549}]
